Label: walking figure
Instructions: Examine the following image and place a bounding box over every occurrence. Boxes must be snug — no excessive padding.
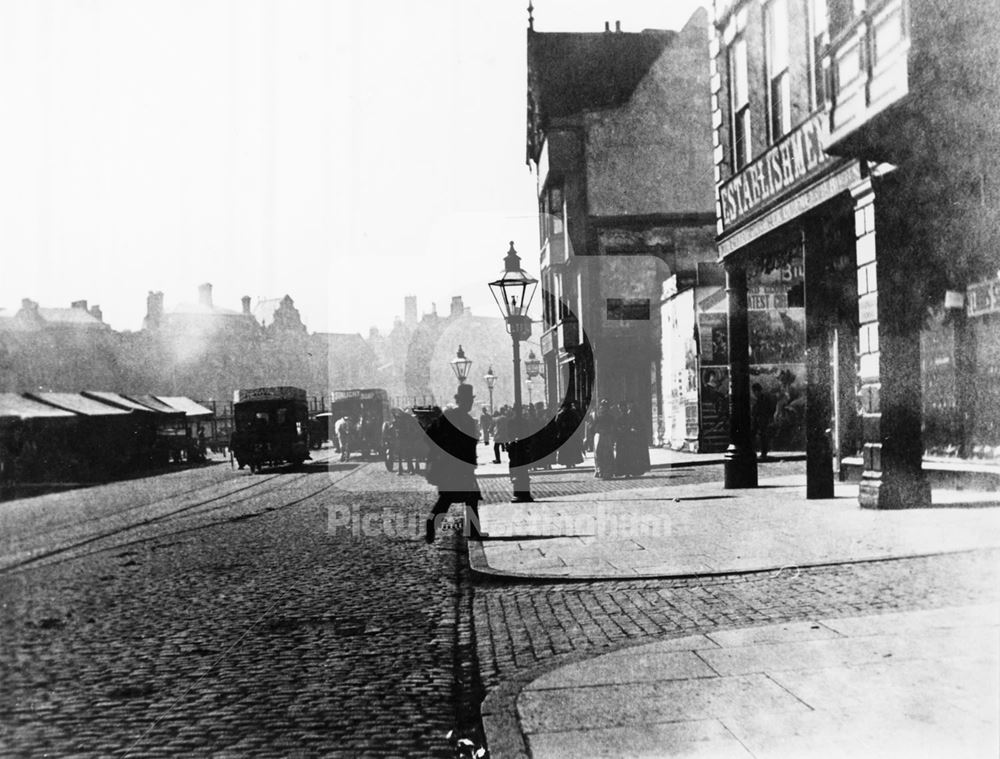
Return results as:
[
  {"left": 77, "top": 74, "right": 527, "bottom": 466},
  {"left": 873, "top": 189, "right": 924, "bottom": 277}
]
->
[
  {"left": 425, "top": 384, "right": 482, "bottom": 543},
  {"left": 751, "top": 383, "right": 776, "bottom": 461}
]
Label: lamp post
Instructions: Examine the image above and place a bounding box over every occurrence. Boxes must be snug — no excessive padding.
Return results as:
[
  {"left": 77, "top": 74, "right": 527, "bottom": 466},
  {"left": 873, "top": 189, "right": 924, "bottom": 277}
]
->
[
  {"left": 484, "top": 366, "right": 497, "bottom": 413},
  {"left": 450, "top": 345, "right": 472, "bottom": 384},
  {"left": 524, "top": 349, "right": 542, "bottom": 407},
  {"left": 489, "top": 241, "right": 537, "bottom": 503}
]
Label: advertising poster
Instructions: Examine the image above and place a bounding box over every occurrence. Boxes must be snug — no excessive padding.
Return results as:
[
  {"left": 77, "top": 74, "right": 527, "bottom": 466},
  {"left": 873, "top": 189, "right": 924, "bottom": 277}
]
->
[
  {"left": 699, "top": 366, "right": 730, "bottom": 450},
  {"left": 698, "top": 312, "right": 729, "bottom": 366},
  {"left": 746, "top": 253, "right": 806, "bottom": 451}
]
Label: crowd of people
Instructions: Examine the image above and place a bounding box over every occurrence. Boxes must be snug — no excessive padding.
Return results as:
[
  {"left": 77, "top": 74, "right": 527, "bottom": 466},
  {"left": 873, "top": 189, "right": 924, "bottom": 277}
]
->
[{"left": 475, "top": 398, "right": 650, "bottom": 479}]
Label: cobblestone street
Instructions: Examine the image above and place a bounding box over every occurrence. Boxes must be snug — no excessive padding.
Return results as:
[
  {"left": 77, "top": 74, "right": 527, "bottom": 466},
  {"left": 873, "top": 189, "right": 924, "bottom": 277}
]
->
[
  {"left": 0, "top": 455, "right": 481, "bottom": 757},
  {"left": 1, "top": 457, "right": 998, "bottom": 757}
]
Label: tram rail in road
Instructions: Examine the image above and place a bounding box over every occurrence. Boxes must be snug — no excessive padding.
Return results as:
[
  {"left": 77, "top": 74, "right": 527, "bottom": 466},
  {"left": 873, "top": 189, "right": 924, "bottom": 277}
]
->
[{"left": 0, "top": 451, "right": 365, "bottom": 574}]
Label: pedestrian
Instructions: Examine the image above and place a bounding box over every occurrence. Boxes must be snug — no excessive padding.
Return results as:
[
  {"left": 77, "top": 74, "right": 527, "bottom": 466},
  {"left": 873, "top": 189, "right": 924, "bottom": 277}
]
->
[
  {"left": 492, "top": 409, "right": 508, "bottom": 463},
  {"left": 479, "top": 406, "right": 493, "bottom": 446},
  {"left": 555, "top": 401, "right": 584, "bottom": 467},
  {"left": 424, "top": 384, "right": 482, "bottom": 543},
  {"left": 616, "top": 403, "right": 650, "bottom": 477},
  {"left": 592, "top": 399, "right": 618, "bottom": 479},
  {"left": 751, "top": 382, "right": 776, "bottom": 460},
  {"left": 334, "top": 415, "right": 353, "bottom": 461}
]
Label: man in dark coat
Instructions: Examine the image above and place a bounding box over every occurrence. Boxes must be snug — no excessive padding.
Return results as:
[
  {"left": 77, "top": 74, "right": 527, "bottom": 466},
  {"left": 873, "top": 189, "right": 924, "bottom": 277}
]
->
[
  {"left": 751, "top": 382, "right": 777, "bottom": 460},
  {"left": 425, "top": 384, "right": 482, "bottom": 543}
]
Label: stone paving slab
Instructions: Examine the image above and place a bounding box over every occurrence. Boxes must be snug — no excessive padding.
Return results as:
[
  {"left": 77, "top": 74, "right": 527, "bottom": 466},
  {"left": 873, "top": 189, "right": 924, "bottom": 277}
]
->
[
  {"left": 472, "top": 475, "right": 1000, "bottom": 579},
  {"left": 513, "top": 604, "right": 1000, "bottom": 759}
]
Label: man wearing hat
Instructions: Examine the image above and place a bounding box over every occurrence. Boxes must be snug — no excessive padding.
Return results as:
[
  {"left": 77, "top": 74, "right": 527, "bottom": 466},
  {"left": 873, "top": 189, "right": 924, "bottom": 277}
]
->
[{"left": 425, "top": 383, "right": 482, "bottom": 542}]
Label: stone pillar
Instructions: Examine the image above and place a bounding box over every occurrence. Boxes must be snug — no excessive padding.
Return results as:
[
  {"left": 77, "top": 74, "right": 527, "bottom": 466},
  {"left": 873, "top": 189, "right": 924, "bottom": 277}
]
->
[
  {"left": 851, "top": 177, "right": 930, "bottom": 509},
  {"left": 724, "top": 260, "right": 758, "bottom": 488},
  {"left": 803, "top": 231, "right": 835, "bottom": 499}
]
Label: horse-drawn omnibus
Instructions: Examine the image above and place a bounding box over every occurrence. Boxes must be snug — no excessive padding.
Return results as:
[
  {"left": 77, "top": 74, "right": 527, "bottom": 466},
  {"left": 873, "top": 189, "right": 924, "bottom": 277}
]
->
[
  {"left": 231, "top": 386, "right": 310, "bottom": 472},
  {"left": 329, "top": 388, "right": 391, "bottom": 459}
]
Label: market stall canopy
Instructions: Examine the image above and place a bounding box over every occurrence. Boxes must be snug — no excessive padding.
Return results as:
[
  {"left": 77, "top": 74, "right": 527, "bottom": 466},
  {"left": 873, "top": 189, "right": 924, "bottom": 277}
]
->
[
  {"left": 0, "top": 393, "right": 76, "bottom": 421},
  {"left": 82, "top": 391, "right": 160, "bottom": 413},
  {"left": 125, "top": 395, "right": 187, "bottom": 419},
  {"left": 154, "top": 396, "right": 215, "bottom": 418},
  {"left": 27, "top": 392, "right": 131, "bottom": 417}
]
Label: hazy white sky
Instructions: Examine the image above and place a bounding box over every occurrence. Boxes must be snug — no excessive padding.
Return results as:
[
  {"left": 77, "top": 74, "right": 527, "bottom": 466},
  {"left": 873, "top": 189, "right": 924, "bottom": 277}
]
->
[{"left": 0, "top": 0, "right": 705, "bottom": 334}]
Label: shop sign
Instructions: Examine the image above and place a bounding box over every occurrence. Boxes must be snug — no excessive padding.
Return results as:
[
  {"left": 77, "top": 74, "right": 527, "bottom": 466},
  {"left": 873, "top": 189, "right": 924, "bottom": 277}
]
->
[
  {"left": 234, "top": 386, "right": 306, "bottom": 403},
  {"left": 967, "top": 276, "right": 1000, "bottom": 317},
  {"left": 718, "top": 112, "right": 831, "bottom": 231},
  {"left": 540, "top": 330, "right": 554, "bottom": 355},
  {"left": 748, "top": 291, "right": 788, "bottom": 310}
]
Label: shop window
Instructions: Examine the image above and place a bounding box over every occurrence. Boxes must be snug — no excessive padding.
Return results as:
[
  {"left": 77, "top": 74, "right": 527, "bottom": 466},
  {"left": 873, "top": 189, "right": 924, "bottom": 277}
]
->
[
  {"left": 765, "top": 0, "right": 791, "bottom": 141},
  {"left": 728, "top": 35, "right": 751, "bottom": 169}
]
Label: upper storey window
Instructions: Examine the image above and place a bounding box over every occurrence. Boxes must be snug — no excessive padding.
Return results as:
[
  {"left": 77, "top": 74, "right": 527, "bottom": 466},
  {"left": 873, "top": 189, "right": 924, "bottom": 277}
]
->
[
  {"left": 728, "top": 35, "right": 751, "bottom": 169},
  {"left": 539, "top": 184, "right": 564, "bottom": 241},
  {"left": 765, "top": 0, "right": 791, "bottom": 140},
  {"left": 809, "top": 0, "right": 828, "bottom": 107}
]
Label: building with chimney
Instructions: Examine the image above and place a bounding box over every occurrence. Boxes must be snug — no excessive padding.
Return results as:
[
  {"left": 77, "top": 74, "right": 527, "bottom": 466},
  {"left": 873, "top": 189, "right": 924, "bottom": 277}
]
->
[
  {"left": 526, "top": 10, "right": 720, "bottom": 448},
  {"left": 0, "top": 298, "right": 118, "bottom": 392}
]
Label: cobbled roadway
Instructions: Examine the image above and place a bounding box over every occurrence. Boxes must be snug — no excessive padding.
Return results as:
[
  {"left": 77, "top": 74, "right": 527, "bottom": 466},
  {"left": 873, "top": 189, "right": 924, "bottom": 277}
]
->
[
  {"left": 1, "top": 456, "right": 997, "bottom": 757},
  {"left": 0, "top": 455, "right": 480, "bottom": 757}
]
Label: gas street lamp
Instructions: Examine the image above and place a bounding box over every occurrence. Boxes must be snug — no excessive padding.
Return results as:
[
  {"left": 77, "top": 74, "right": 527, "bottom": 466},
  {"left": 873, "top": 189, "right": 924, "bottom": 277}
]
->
[
  {"left": 489, "top": 241, "right": 537, "bottom": 503},
  {"left": 450, "top": 345, "right": 472, "bottom": 384},
  {"left": 484, "top": 365, "right": 497, "bottom": 414},
  {"left": 524, "top": 349, "right": 542, "bottom": 406}
]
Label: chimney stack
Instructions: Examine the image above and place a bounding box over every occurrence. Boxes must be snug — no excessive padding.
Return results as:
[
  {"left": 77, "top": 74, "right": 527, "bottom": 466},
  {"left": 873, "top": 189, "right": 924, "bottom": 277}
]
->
[
  {"left": 604, "top": 20, "right": 610, "bottom": 32},
  {"left": 71, "top": 299, "right": 88, "bottom": 311},
  {"left": 89, "top": 304, "right": 103, "bottom": 322},
  {"left": 450, "top": 296, "right": 465, "bottom": 318},
  {"left": 145, "top": 291, "right": 164, "bottom": 329},
  {"left": 615, "top": 20, "right": 621, "bottom": 32},
  {"left": 198, "top": 283, "right": 213, "bottom": 308},
  {"left": 404, "top": 295, "right": 418, "bottom": 326},
  {"left": 241, "top": 296, "right": 251, "bottom": 315}
]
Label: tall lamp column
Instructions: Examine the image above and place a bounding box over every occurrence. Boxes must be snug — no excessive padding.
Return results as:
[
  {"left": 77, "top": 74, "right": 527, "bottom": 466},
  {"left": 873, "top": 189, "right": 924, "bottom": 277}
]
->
[
  {"left": 484, "top": 366, "right": 497, "bottom": 414},
  {"left": 525, "top": 349, "right": 542, "bottom": 407},
  {"left": 489, "top": 242, "right": 537, "bottom": 503}
]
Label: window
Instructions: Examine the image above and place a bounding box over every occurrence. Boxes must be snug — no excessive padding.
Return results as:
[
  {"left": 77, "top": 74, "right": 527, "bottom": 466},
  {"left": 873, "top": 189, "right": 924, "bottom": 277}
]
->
[
  {"left": 606, "top": 299, "right": 650, "bottom": 321},
  {"left": 728, "top": 35, "right": 751, "bottom": 169},
  {"left": 766, "top": 0, "right": 791, "bottom": 140},
  {"left": 550, "top": 186, "right": 564, "bottom": 235},
  {"left": 540, "top": 184, "right": 564, "bottom": 241},
  {"left": 810, "top": 0, "right": 829, "bottom": 107}
]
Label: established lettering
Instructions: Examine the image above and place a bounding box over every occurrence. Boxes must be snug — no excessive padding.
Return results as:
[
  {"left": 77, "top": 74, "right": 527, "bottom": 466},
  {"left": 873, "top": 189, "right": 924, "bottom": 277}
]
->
[{"left": 718, "top": 113, "right": 831, "bottom": 230}]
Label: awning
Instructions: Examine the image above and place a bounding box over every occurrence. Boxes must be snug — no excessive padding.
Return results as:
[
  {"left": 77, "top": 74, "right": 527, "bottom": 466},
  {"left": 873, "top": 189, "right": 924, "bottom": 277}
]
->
[
  {"left": 154, "top": 396, "right": 215, "bottom": 418},
  {"left": 28, "top": 392, "right": 131, "bottom": 417},
  {"left": 0, "top": 393, "right": 76, "bottom": 421},
  {"left": 82, "top": 391, "right": 160, "bottom": 413},
  {"left": 125, "top": 395, "right": 187, "bottom": 417}
]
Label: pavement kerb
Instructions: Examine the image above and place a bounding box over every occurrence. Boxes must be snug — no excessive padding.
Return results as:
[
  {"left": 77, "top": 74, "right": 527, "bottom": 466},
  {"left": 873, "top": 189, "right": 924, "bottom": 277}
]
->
[
  {"left": 476, "top": 601, "right": 1000, "bottom": 759},
  {"left": 474, "top": 452, "right": 806, "bottom": 479},
  {"left": 466, "top": 540, "right": 986, "bottom": 583},
  {"left": 479, "top": 628, "right": 724, "bottom": 759}
]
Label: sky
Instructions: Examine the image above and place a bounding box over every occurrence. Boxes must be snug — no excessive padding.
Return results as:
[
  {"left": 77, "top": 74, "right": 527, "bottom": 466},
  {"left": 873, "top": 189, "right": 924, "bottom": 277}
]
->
[{"left": 0, "top": 0, "right": 706, "bottom": 335}]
